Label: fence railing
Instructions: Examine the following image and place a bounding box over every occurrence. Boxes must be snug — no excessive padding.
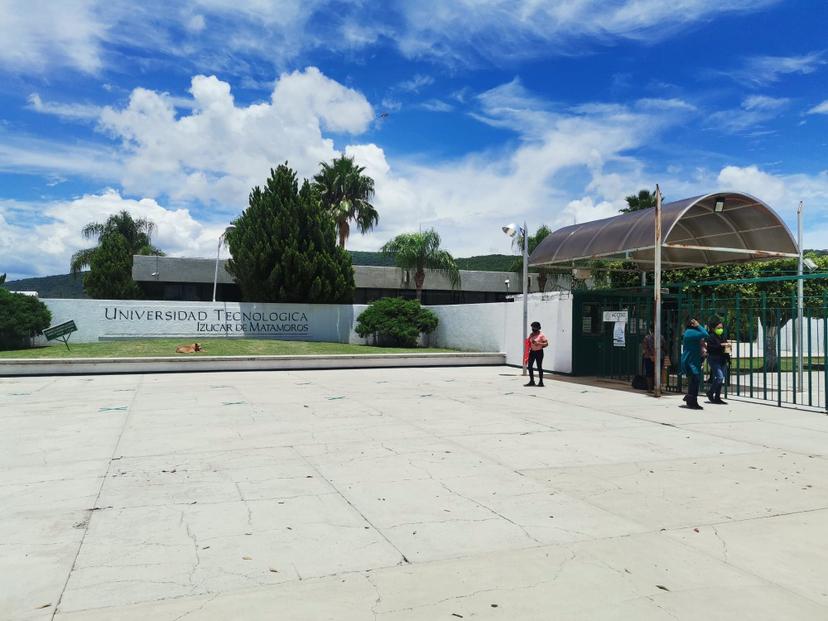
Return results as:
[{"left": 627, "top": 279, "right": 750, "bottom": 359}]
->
[{"left": 675, "top": 291, "right": 827, "bottom": 412}]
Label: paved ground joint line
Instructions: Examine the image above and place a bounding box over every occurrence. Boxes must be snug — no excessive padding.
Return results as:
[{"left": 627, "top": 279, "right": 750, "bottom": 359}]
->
[{"left": 50, "top": 375, "right": 145, "bottom": 620}]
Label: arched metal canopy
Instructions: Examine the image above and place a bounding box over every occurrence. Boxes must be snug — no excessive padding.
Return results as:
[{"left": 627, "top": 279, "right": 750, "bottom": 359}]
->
[{"left": 529, "top": 192, "right": 799, "bottom": 269}]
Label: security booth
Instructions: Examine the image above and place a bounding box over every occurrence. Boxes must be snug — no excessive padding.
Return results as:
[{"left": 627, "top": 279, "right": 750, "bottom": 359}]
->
[{"left": 529, "top": 191, "right": 800, "bottom": 394}]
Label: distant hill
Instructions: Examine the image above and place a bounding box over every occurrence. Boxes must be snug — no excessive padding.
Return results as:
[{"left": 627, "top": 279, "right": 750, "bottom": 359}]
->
[
  {"left": 348, "top": 250, "right": 396, "bottom": 267},
  {"left": 2, "top": 272, "right": 88, "bottom": 298},
  {"left": 455, "top": 254, "right": 516, "bottom": 271}
]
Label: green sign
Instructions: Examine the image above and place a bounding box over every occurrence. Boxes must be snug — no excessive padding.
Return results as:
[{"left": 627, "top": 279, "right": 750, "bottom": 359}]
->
[{"left": 44, "top": 320, "right": 77, "bottom": 340}]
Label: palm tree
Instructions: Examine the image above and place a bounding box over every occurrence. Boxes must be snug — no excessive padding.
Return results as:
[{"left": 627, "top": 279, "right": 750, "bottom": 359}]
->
[
  {"left": 619, "top": 189, "right": 658, "bottom": 213},
  {"left": 381, "top": 229, "right": 460, "bottom": 301},
  {"left": 70, "top": 210, "right": 163, "bottom": 275},
  {"left": 313, "top": 155, "right": 378, "bottom": 248},
  {"left": 510, "top": 225, "right": 557, "bottom": 292}
]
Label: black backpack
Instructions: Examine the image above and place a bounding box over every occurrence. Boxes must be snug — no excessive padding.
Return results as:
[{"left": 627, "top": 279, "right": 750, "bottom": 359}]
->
[{"left": 631, "top": 375, "right": 648, "bottom": 390}]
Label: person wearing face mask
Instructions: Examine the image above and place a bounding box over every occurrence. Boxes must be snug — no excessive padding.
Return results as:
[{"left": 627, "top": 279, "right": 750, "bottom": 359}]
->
[
  {"left": 705, "top": 321, "right": 729, "bottom": 404},
  {"left": 681, "top": 318, "right": 709, "bottom": 410},
  {"left": 525, "top": 321, "right": 549, "bottom": 387}
]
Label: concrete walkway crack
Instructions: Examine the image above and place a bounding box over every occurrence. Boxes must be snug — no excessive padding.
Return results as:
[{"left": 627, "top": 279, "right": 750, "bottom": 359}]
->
[{"left": 50, "top": 375, "right": 144, "bottom": 620}]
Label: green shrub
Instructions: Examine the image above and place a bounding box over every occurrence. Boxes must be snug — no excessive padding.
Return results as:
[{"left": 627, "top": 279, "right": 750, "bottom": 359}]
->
[
  {"left": 0, "top": 289, "right": 52, "bottom": 350},
  {"left": 355, "top": 297, "right": 438, "bottom": 347}
]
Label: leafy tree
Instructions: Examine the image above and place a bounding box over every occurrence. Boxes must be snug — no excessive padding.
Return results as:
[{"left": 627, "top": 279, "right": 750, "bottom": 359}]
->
[
  {"left": 313, "top": 155, "right": 378, "bottom": 248},
  {"left": 0, "top": 273, "right": 5, "bottom": 285},
  {"left": 0, "top": 288, "right": 52, "bottom": 350},
  {"left": 226, "top": 164, "right": 355, "bottom": 303},
  {"left": 619, "top": 189, "right": 657, "bottom": 213},
  {"left": 83, "top": 234, "right": 143, "bottom": 299},
  {"left": 381, "top": 229, "right": 460, "bottom": 301},
  {"left": 355, "top": 297, "right": 438, "bottom": 347},
  {"left": 509, "top": 225, "right": 564, "bottom": 292},
  {"left": 70, "top": 210, "right": 162, "bottom": 299}
]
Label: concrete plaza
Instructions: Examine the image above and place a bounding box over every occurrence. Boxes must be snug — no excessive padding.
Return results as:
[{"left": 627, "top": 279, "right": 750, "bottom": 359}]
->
[{"left": 2, "top": 367, "right": 827, "bottom": 620}]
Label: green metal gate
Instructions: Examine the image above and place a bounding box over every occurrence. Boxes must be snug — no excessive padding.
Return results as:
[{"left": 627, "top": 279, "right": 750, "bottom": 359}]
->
[
  {"left": 572, "top": 289, "right": 681, "bottom": 390},
  {"left": 572, "top": 280, "right": 828, "bottom": 412},
  {"left": 677, "top": 286, "right": 827, "bottom": 412}
]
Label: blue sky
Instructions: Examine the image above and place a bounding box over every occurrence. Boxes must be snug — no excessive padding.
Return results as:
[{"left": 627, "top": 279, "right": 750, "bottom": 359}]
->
[{"left": 1, "top": 0, "right": 827, "bottom": 279}]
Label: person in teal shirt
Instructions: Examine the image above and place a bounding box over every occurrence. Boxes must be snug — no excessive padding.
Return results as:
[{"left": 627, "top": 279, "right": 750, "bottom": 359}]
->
[{"left": 681, "top": 318, "right": 709, "bottom": 410}]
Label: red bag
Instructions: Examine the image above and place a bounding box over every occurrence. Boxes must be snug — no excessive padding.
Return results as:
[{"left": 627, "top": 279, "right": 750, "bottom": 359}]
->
[{"left": 523, "top": 338, "right": 530, "bottom": 365}]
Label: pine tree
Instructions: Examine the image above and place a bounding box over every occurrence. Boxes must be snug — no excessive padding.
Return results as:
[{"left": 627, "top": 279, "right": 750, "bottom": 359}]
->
[{"left": 226, "top": 164, "right": 355, "bottom": 303}]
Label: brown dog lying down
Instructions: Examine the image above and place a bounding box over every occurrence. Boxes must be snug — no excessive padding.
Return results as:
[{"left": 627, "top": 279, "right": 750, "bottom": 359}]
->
[{"left": 175, "top": 343, "right": 203, "bottom": 354}]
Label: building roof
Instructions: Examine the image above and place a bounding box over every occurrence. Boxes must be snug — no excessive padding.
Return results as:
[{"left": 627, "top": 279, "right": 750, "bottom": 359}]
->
[{"left": 529, "top": 192, "right": 799, "bottom": 269}]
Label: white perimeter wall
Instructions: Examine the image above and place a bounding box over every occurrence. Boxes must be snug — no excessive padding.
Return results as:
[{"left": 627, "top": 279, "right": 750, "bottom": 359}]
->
[
  {"left": 39, "top": 295, "right": 575, "bottom": 372},
  {"left": 429, "top": 293, "right": 573, "bottom": 372}
]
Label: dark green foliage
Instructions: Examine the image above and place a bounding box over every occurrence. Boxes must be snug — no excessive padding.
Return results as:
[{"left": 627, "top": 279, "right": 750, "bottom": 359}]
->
[
  {"left": 381, "top": 229, "right": 460, "bottom": 301},
  {"left": 508, "top": 225, "right": 566, "bottom": 291},
  {"left": 226, "top": 164, "right": 355, "bottom": 303},
  {"left": 83, "top": 235, "right": 143, "bottom": 299},
  {"left": 314, "top": 155, "right": 378, "bottom": 248},
  {"left": 355, "top": 297, "right": 438, "bottom": 347},
  {"left": 70, "top": 210, "right": 162, "bottom": 299},
  {"left": 619, "top": 189, "right": 658, "bottom": 213},
  {"left": 1, "top": 273, "right": 88, "bottom": 298},
  {"left": 0, "top": 273, "right": 5, "bottom": 284},
  {"left": 0, "top": 289, "right": 52, "bottom": 350}
]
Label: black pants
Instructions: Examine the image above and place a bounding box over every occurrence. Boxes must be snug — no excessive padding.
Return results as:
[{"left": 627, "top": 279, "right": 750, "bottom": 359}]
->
[
  {"left": 687, "top": 372, "right": 700, "bottom": 402},
  {"left": 528, "top": 349, "right": 544, "bottom": 383}
]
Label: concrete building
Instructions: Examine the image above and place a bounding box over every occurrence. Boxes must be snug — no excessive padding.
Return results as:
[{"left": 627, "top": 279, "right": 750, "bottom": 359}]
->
[{"left": 132, "top": 255, "right": 529, "bottom": 305}]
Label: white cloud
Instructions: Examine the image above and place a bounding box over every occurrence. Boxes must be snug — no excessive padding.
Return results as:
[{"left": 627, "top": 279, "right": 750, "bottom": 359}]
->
[
  {"left": 715, "top": 165, "right": 828, "bottom": 248},
  {"left": 0, "top": 190, "right": 226, "bottom": 280},
  {"left": 741, "top": 95, "right": 789, "bottom": 110},
  {"left": 98, "top": 67, "right": 374, "bottom": 206},
  {"left": 723, "top": 51, "right": 826, "bottom": 86},
  {"left": 0, "top": 0, "right": 782, "bottom": 78},
  {"left": 393, "top": 0, "right": 778, "bottom": 65},
  {"left": 27, "top": 93, "right": 102, "bottom": 121},
  {"left": 396, "top": 74, "right": 434, "bottom": 93},
  {"left": 0, "top": 0, "right": 106, "bottom": 73},
  {"left": 807, "top": 100, "right": 828, "bottom": 115},
  {"left": 706, "top": 95, "right": 790, "bottom": 134},
  {"left": 419, "top": 99, "right": 454, "bottom": 112},
  {"left": 341, "top": 81, "right": 689, "bottom": 257}
]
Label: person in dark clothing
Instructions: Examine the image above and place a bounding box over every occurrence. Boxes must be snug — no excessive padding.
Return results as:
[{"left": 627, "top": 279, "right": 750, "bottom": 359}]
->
[
  {"left": 681, "top": 318, "right": 709, "bottom": 410},
  {"left": 705, "top": 321, "right": 729, "bottom": 404},
  {"left": 525, "top": 321, "right": 549, "bottom": 387}
]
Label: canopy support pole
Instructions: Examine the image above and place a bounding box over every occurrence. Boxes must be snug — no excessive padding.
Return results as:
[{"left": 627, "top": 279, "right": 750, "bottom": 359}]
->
[
  {"left": 654, "top": 185, "right": 663, "bottom": 399},
  {"left": 797, "top": 201, "right": 804, "bottom": 391}
]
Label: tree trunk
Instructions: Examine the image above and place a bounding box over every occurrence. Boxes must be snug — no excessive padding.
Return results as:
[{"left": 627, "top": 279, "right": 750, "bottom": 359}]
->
[
  {"left": 763, "top": 322, "right": 779, "bottom": 372},
  {"left": 414, "top": 269, "right": 425, "bottom": 302},
  {"left": 338, "top": 220, "right": 349, "bottom": 248}
]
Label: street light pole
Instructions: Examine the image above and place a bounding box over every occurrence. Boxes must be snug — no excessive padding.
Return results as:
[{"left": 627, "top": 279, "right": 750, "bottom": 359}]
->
[
  {"left": 522, "top": 220, "right": 529, "bottom": 377},
  {"left": 212, "top": 226, "right": 235, "bottom": 303}
]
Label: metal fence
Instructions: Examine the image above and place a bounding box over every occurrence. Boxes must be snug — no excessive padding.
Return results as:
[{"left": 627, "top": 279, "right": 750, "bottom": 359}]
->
[{"left": 675, "top": 290, "right": 827, "bottom": 412}]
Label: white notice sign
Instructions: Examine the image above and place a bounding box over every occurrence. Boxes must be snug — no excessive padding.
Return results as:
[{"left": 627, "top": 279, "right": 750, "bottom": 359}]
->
[
  {"left": 603, "top": 310, "right": 629, "bottom": 323},
  {"left": 612, "top": 321, "right": 626, "bottom": 347}
]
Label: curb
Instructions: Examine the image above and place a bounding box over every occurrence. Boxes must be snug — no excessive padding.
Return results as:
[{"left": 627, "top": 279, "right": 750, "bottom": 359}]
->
[{"left": 0, "top": 352, "right": 506, "bottom": 377}]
